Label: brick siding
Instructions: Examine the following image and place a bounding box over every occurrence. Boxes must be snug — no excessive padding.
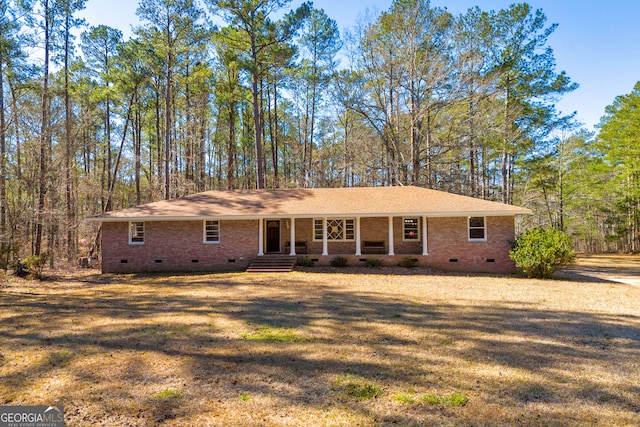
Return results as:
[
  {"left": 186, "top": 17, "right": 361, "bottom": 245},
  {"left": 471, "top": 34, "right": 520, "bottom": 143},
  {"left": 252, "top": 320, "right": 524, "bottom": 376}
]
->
[
  {"left": 102, "top": 216, "right": 516, "bottom": 274},
  {"left": 102, "top": 220, "right": 258, "bottom": 273}
]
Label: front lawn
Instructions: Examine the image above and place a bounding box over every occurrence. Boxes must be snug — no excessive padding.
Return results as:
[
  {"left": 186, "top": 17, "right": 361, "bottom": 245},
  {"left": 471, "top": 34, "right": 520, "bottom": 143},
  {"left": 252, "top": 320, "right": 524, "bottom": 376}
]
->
[{"left": 1, "top": 270, "right": 638, "bottom": 426}]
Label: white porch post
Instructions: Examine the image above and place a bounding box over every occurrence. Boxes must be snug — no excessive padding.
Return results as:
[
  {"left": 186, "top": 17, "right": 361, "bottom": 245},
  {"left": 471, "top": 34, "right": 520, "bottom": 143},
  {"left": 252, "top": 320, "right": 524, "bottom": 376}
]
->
[
  {"left": 289, "top": 218, "right": 296, "bottom": 256},
  {"left": 422, "top": 216, "right": 429, "bottom": 255},
  {"left": 258, "top": 218, "right": 264, "bottom": 256},
  {"left": 388, "top": 216, "right": 395, "bottom": 256},
  {"left": 355, "top": 217, "right": 362, "bottom": 256},
  {"left": 322, "top": 217, "right": 328, "bottom": 256}
]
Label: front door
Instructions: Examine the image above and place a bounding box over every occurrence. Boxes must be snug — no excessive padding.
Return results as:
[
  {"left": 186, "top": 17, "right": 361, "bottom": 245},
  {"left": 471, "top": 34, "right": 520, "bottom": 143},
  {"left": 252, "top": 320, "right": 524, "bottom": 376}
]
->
[{"left": 266, "top": 220, "right": 281, "bottom": 253}]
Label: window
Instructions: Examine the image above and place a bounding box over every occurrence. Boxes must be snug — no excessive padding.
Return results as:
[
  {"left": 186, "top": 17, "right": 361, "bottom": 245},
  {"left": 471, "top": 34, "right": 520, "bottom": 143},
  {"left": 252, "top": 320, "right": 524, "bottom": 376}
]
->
[
  {"left": 129, "top": 221, "right": 144, "bottom": 244},
  {"left": 313, "top": 219, "right": 355, "bottom": 241},
  {"left": 204, "top": 220, "right": 220, "bottom": 243},
  {"left": 468, "top": 217, "right": 486, "bottom": 241},
  {"left": 403, "top": 218, "right": 420, "bottom": 241}
]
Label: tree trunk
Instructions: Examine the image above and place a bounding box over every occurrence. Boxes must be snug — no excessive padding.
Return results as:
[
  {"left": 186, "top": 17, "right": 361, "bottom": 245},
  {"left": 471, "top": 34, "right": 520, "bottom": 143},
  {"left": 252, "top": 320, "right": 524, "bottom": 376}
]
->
[
  {"left": 250, "top": 34, "right": 265, "bottom": 189},
  {"left": 0, "top": 47, "right": 6, "bottom": 241},
  {"left": 501, "top": 83, "right": 511, "bottom": 204},
  {"left": 35, "top": 0, "right": 51, "bottom": 256},
  {"left": 64, "top": 11, "right": 76, "bottom": 261},
  {"left": 134, "top": 92, "right": 141, "bottom": 205},
  {"left": 164, "top": 48, "right": 172, "bottom": 199},
  {"left": 226, "top": 103, "right": 237, "bottom": 190}
]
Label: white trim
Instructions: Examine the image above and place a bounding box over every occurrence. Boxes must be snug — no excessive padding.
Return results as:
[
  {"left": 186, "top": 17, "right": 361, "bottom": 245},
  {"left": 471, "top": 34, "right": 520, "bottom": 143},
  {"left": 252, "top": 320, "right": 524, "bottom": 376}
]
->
[
  {"left": 322, "top": 218, "right": 328, "bottom": 256},
  {"left": 388, "top": 216, "right": 395, "bottom": 256},
  {"left": 289, "top": 218, "right": 296, "bottom": 256},
  {"left": 355, "top": 217, "right": 361, "bottom": 256},
  {"left": 468, "top": 216, "right": 488, "bottom": 242},
  {"left": 203, "top": 220, "right": 220, "bottom": 244},
  {"left": 258, "top": 219, "right": 264, "bottom": 256},
  {"left": 313, "top": 218, "right": 355, "bottom": 242},
  {"left": 422, "top": 216, "right": 428, "bottom": 255},
  {"left": 402, "top": 217, "right": 421, "bottom": 242},
  {"left": 91, "top": 210, "right": 531, "bottom": 223},
  {"left": 128, "top": 221, "right": 145, "bottom": 245}
]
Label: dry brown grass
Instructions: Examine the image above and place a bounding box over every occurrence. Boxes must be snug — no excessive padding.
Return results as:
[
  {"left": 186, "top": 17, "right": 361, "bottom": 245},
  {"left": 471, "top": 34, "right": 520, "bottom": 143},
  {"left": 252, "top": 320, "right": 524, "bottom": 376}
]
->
[{"left": 1, "top": 266, "right": 639, "bottom": 426}]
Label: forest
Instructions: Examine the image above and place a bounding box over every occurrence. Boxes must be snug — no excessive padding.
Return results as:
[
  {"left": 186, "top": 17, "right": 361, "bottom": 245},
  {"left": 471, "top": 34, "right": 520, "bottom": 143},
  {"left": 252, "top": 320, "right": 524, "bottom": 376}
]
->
[{"left": 0, "top": 0, "right": 638, "bottom": 267}]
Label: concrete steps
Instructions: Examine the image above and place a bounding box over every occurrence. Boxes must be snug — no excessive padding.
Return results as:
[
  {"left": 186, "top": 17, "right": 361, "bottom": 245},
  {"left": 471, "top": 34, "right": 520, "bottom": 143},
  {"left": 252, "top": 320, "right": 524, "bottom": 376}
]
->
[{"left": 246, "top": 255, "right": 297, "bottom": 273}]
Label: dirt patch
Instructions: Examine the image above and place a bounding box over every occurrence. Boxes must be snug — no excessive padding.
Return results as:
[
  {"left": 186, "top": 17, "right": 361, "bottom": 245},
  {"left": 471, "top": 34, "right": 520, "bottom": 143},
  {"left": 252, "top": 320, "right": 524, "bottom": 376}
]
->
[{"left": 1, "top": 270, "right": 639, "bottom": 426}]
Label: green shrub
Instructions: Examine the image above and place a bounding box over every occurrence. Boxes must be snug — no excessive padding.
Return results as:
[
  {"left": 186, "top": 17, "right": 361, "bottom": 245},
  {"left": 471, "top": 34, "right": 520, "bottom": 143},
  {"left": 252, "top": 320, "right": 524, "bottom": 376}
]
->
[
  {"left": 330, "top": 256, "right": 348, "bottom": 267},
  {"left": 20, "top": 254, "right": 49, "bottom": 280},
  {"left": 509, "top": 227, "right": 575, "bottom": 278},
  {"left": 297, "top": 256, "right": 315, "bottom": 267},
  {"left": 398, "top": 257, "right": 418, "bottom": 268},
  {"left": 365, "top": 258, "right": 382, "bottom": 268}
]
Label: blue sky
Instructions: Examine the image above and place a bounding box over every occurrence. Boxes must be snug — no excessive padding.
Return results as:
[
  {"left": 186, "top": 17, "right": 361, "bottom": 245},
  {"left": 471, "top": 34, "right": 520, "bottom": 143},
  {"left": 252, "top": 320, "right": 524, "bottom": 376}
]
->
[{"left": 78, "top": 0, "right": 640, "bottom": 132}]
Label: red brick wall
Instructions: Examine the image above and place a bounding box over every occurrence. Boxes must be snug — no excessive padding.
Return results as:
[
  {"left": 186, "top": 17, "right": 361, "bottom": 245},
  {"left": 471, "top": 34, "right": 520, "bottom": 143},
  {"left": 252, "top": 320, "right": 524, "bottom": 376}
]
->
[
  {"left": 102, "top": 220, "right": 258, "bottom": 273},
  {"left": 101, "top": 215, "right": 516, "bottom": 274},
  {"left": 424, "top": 216, "right": 515, "bottom": 273}
]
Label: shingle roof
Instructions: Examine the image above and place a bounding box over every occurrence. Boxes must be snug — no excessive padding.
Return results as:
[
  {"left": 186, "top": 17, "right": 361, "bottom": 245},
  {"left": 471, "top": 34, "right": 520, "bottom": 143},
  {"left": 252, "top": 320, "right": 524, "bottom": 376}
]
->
[{"left": 89, "top": 187, "right": 531, "bottom": 221}]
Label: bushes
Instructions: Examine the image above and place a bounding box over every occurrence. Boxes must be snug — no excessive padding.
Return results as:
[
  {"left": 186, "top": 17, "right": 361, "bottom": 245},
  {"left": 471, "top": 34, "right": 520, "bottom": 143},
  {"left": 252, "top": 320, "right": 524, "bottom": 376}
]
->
[
  {"left": 509, "top": 227, "right": 575, "bottom": 278},
  {"left": 398, "top": 257, "right": 418, "bottom": 268},
  {"left": 297, "top": 256, "right": 315, "bottom": 267},
  {"left": 364, "top": 258, "right": 382, "bottom": 268},
  {"left": 330, "top": 256, "right": 348, "bottom": 267},
  {"left": 16, "top": 254, "right": 49, "bottom": 280}
]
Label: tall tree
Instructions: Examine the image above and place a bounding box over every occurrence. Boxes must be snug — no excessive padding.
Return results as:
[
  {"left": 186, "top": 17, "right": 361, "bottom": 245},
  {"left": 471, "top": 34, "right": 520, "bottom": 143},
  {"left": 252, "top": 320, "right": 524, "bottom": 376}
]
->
[
  {"left": 296, "top": 7, "right": 340, "bottom": 187},
  {"left": 81, "top": 25, "right": 123, "bottom": 211},
  {"left": 57, "top": 0, "right": 86, "bottom": 260},
  {"left": 480, "top": 3, "right": 577, "bottom": 203},
  {"left": 137, "top": 0, "right": 205, "bottom": 199},
  {"left": 20, "top": 0, "right": 57, "bottom": 256},
  {"left": 596, "top": 82, "right": 640, "bottom": 252},
  {"left": 0, "top": 0, "right": 23, "bottom": 249},
  {"left": 206, "top": 0, "right": 310, "bottom": 188}
]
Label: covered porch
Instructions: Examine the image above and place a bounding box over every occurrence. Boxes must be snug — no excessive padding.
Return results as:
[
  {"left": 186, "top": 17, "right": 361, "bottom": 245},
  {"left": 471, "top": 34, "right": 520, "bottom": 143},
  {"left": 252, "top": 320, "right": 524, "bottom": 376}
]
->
[{"left": 256, "top": 216, "right": 429, "bottom": 258}]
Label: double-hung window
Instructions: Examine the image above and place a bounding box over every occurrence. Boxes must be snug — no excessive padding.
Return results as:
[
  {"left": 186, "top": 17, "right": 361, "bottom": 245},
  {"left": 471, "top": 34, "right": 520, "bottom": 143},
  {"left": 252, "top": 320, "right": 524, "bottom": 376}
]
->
[
  {"left": 403, "top": 218, "right": 420, "bottom": 241},
  {"left": 313, "top": 218, "right": 355, "bottom": 241},
  {"left": 468, "top": 217, "right": 486, "bottom": 241},
  {"left": 204, "top": 220, "right": 220, "bottom": 243},
  {"left": 129, "top": 221, "right": 145, "bottom": 245}
]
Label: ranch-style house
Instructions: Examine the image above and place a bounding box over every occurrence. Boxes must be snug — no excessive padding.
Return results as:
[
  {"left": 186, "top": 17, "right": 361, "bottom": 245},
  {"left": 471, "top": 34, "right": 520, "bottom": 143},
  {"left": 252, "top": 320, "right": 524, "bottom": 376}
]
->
[{"left": 89, "top": 186, "right": 531, "bottom": 274}]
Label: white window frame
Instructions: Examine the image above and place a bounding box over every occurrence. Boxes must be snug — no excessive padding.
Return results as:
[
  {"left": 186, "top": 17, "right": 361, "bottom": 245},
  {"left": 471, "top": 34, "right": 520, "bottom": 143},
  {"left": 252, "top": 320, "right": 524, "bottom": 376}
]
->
[
  {"left": 313, "top": 218, "right": 355, "bottom": 242},
  {"left": 403, "top": 217, "right": 421, "bottom": 241},
  {"left": 129, "top": 221, "right": 145, "bottom": 245},
  {"left": 468, "top": 216, "right": 487, "bottom": 242},
  {"left": 203, "top": 220, "right": 220, "bottom": 244}
]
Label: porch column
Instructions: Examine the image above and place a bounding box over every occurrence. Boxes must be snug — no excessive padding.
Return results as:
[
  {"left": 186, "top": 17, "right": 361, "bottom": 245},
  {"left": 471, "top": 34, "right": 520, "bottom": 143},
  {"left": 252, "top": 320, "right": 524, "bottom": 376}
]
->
[
  {"left": 422, "top": 216, "right": 429, "bottom": 255},
  {"left": 322, "top": 217, "right": 328, "bottom": 256},
  {"left": 258, "top": 218, "right": 264, "bottom": 256},
  {"left": 388, "top": 216, "right": 395, "bottom": 256},
  {"left": 289, "top": 218, "right": 296, "bottom": 256},
  {"left": 355, "top": 217, "right": 362, "bottom": 256}
]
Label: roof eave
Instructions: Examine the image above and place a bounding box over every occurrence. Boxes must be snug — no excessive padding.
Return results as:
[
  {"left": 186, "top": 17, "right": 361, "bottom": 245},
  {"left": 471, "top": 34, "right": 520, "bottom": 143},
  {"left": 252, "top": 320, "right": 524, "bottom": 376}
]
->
[{"left": 87, "top": 209, "right": 532, "bottom": 222}]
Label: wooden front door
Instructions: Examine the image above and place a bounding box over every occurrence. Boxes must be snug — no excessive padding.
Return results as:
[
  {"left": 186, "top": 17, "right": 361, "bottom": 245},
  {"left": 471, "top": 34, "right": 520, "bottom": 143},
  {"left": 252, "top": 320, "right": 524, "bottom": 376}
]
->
[{"left": 266, "top": 220, "right": 281, "bottom": 253}]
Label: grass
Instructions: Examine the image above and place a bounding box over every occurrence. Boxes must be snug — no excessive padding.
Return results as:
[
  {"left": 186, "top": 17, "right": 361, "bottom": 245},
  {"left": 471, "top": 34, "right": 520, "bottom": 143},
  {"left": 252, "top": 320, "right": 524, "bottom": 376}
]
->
[
  {"left": 332, "top": 374, "right": 383, "bottom": 401},
  {"left": 241, "top": 326, "right": 308, "bottom": 342},
  {"left": 152, "top": 389, "right": 183, "bottom": 400},
  {"left": 0, "top": 258, "right": 639, "bottom": 426}
]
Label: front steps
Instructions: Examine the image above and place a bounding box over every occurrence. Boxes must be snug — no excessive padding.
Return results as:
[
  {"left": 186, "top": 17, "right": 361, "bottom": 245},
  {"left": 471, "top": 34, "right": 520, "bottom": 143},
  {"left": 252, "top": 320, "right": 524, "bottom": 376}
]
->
[{"left": 246, "top": 255, "right": 297, "bottom": 273}]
